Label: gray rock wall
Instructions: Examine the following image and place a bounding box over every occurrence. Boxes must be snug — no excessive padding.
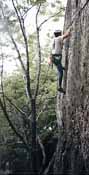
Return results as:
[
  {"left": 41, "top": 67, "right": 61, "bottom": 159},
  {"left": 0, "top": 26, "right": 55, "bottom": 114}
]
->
[{"left": 54, "top": 0, "right": 89, "bottom": 174}]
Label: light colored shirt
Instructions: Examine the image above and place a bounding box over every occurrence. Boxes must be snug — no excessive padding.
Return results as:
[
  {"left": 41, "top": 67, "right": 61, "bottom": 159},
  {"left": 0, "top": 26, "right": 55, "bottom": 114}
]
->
[{"left": 52, "top": 36, "right": 63, "bottom": 55}]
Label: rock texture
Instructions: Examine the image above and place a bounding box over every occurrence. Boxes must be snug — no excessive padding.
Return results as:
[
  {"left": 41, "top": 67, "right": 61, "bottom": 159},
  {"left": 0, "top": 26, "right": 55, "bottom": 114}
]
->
[{"left": 54, "top": 0, "right": 89, "bottom": 174}]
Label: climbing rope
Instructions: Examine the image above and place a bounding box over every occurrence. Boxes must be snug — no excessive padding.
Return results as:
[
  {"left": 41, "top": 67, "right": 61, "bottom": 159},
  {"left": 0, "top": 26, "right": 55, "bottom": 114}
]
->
[{"left": 67, "top": 0, "right": 89, "bottom": 29}]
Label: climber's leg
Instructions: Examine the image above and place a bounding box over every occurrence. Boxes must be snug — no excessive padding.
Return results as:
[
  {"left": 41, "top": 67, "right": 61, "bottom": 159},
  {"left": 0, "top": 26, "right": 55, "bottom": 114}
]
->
[
  {"left": 52, "top": 54, "right": 65, "bottom": 93},
  {"left": 57, "top": 63, "right": 63, "bottom": 88},
  {"left": 57, "top": 64, "right": 65, "bottom": 94}
]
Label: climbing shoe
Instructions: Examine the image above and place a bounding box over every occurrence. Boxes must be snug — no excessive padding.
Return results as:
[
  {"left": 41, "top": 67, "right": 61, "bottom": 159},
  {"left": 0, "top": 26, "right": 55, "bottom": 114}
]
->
[
  {"left": 62, "top": 67, "right": 65, "bottom": 70},
  {"left": 58, "top": 87, "right": 65, "bottom": 94}
]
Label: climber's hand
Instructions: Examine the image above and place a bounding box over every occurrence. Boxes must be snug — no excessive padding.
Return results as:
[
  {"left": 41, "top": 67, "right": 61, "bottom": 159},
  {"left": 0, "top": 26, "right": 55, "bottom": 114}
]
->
[
  {"left": 48, "top": 55, "right": 52, "bottom": 65},
  {"left": 68, "top": 26, "right": 72, "bottom": 35}
]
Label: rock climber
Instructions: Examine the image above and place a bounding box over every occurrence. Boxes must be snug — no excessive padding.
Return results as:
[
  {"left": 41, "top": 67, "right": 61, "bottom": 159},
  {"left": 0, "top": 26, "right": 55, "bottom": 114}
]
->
[{"left": 48, "top": 28, "right": 71, "bottom": 93}]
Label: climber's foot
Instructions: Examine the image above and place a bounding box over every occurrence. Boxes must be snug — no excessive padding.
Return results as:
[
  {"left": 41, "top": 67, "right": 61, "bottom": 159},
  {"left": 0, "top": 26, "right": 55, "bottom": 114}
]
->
[
  {"left": 58, "top": 87, "right": 66, "bottom": 94},
  {"left": 62, "top": 67, "right": 65, "bottom": 70}
]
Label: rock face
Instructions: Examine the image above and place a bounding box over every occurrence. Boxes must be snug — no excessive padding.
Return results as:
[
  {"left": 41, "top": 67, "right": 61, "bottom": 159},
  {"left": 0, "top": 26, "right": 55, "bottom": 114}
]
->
[{"left": 54, "top": 0, "right": 89, "bottom": 174}]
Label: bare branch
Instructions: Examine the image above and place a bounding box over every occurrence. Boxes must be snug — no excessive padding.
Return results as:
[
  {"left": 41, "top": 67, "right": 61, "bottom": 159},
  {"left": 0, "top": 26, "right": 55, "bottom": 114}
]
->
[
  {"left": 12, "top": 0, "right": 24, "bottom": 35},
  {"left": 10, "top": 34, "right": 26, "bottom": 73},
  {"left": 5, "top": 95, "right": 27, "bottom": 118},
  {"left": 12, "top": 0, "right": 32, "bottom": 99},
  {"left": 0, "top": 51, "right": 9, "bottom": 117},
  {"left": 23, "top": 5, "right": 36, "bottom": 19},
  {"left": 1, "top": 5, "right": 26, "bottom": 75},
  {"left": 15, "top": 0, "right": 35, "bottom": 20},
  {"left": 0, "top": 52, "right": 4, "bottom": 92},
  {"left": 39, "top": 7, "right": 65, "bottom": 29},
  {"left": 37, "top": 136, "right": 46, "bottom": 174},
  {"left": 15, "top": 0, "right": 23, "bottom": 19},
  {"left": 34, "top": 4, "right": 42, "bottom": 98},
  {"left": 6, "top": 95, "right": 33, "bottom": 144},
  {"left": 36, "top": 65, "right": 50, "bottom": 106},
  {"left": 43, "top": 151, "right": 56, "bottom": 175}
]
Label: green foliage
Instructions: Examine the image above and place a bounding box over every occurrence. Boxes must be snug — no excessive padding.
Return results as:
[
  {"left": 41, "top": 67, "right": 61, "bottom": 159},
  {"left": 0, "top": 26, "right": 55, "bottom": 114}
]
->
[
  {"left": 4, "top": 73, "right": 27, "bottom": 107},
  {"left": 1, "top": 60, "right": 57, "bottom": 141},
  {"left": 30, "top": 0, "right": 46, "bottom": 5}
]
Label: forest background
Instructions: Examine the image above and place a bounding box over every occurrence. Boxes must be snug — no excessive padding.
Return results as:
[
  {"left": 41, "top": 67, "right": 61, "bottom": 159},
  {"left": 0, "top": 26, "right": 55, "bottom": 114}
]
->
[{"left": 0, "top": 0, "right": 67, "bottom": 174}]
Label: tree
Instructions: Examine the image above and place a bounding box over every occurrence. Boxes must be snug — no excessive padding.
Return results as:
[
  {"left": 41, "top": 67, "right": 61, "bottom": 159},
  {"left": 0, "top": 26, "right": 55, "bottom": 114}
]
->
[
  {"left": 54, "top": 0, "right": 89, "bottom": 175},
  {"left": 0, "top": 0, "right": 65, "bottom": 174}
]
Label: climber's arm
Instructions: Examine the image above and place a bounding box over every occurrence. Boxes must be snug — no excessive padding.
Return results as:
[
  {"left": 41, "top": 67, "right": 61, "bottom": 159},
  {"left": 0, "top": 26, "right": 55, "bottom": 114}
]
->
[
  {"left": 62, "top": 28, "right": 71, "bottom": 40},
  {"left": 52, "top": 39, "right": 55, "bottom": 50}
]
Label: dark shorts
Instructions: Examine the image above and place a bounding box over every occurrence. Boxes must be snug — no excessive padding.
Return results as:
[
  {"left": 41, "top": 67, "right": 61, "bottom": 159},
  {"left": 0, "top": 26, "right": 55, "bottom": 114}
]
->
[{"left": 52, "top": 54, "right": 62, "bottom": 66}]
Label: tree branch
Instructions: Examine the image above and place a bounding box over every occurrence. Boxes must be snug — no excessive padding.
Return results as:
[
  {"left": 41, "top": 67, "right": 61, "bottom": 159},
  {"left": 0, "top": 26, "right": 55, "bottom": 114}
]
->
[
  {"left": 12, "top": 0, "right": 32, "bottom": 99},
  {"left": 4, "top": 95, "right": 27, "bottom": 118},
  {"left": 39, "top": 7, "right": 65, "bottom": 29},
  {"left": 5, "top": 95, "right": 32, "bottom": 144},
  {"left": 34, "top": 4, "right": 42, "bottom": 98},
  {"left": 0, "top": 50, "right": 6, "bottom": 107},
  {"left": 23, "top": 5, "right": 36, "bottom": 19},
  {"left": 1, "top": 5, "right": 26, "bottom": 75},
  {"left": 10, "top": 34, "right": 26, "bottom": 73},
  {"left": 43, "top": 151, "right": 56, "bottom": 175},
  {"left": 36, "top": 65, "right": 50, "bottom": 107},
  {"left": 37, "top": 136, "right": 46, "bottom": 174}
]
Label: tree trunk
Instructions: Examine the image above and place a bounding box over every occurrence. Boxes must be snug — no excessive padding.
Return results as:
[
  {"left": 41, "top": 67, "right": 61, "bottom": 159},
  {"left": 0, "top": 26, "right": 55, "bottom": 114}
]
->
[
  {"left": 54, "top": 0, "right": 89, "bottom": 174},
  {"left": 31, "top": 99, "right": 38, "bottom": 174}
]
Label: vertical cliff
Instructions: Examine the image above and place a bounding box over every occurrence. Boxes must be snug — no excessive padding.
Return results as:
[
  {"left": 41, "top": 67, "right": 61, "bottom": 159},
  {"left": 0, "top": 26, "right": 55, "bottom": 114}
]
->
[{"left": 54, "top": 0, "right": 89, "bottom": 174}]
